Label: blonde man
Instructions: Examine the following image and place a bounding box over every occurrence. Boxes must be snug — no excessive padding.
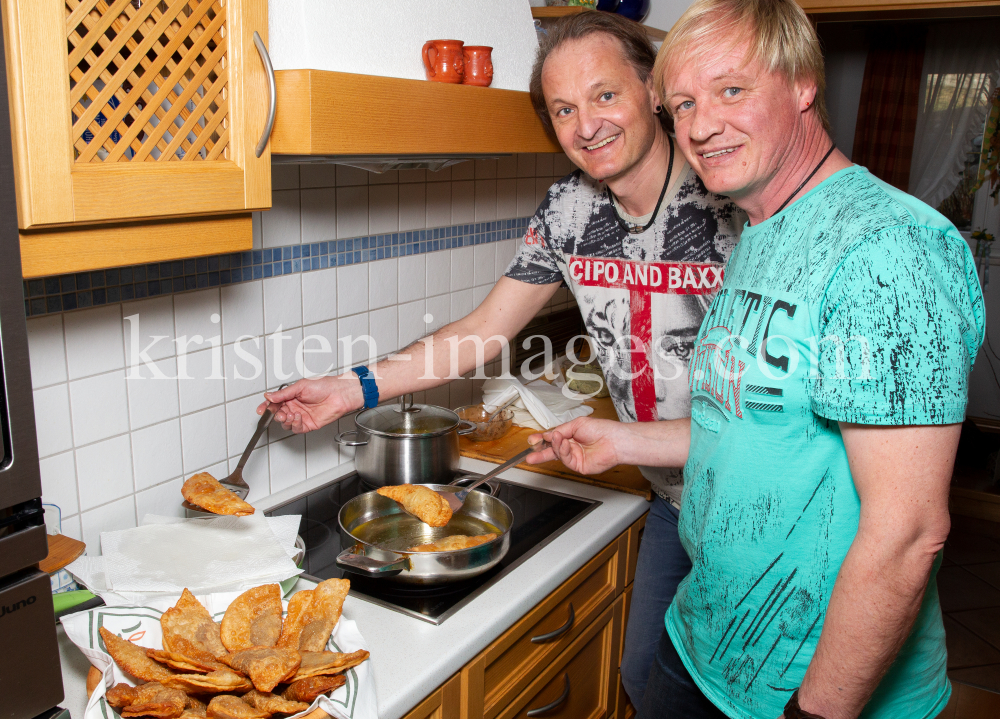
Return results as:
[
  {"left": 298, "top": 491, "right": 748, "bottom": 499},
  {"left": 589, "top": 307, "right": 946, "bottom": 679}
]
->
[{"left": 527, "top": 0, "right": 985, "bottom": 717}]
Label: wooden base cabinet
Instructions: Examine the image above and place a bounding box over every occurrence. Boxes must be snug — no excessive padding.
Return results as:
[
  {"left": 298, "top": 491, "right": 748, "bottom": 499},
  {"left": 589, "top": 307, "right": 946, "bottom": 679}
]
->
[
  {"left": 496, "top": 597, "right": 624, "bottom": 719},
  {"left": 402, "top": 675, "right": 463, "bottom": 719},
  {"left": 400, "top": 514, "right": 647, "bottom": 719}
]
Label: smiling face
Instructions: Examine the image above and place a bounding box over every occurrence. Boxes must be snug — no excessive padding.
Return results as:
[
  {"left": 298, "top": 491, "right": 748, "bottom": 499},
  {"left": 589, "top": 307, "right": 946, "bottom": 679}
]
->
[
  {"left": 661, "top": 39, "right": 815, "bottom": 203},
  {"left": 541, "top": 34, "right": 662, "bottom": 183}
]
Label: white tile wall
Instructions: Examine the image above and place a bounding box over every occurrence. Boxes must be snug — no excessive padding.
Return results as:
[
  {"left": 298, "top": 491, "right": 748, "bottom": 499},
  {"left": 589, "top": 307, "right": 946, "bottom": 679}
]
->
[
  {"left": 123, "top": 297, "right": 176, "bottom": 364},
  {"left": 301, "top": 267, "right": 338, "bottom": 325},
  {"left": 263, "top": 274, "right": 303, "bottom": 334},
  {"left": 27, "top": 314, "right": 67, "bottom": 388},
  {"left": 64, "top": 304, "right": 124, "bottom": 379},
  {"left": 398, "top": 255, "right": 426, "bottom": 304},
  {"left": 27, "top": 156, "right": 578, "bottom": 555},
  {"left": 368, "top": 259, "right": 398, "bottom": 310}
]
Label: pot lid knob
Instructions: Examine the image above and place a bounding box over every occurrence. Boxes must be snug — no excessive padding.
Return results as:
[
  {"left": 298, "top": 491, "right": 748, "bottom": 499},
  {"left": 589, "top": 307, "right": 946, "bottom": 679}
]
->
[{"left": 396, "top": 393, "right": 421, "bottom": 414}]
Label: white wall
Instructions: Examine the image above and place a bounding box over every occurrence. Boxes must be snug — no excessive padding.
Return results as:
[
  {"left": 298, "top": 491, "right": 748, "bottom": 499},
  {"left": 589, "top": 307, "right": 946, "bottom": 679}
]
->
[
  {"left": 643, "top": 0, "right": 693, "bottom": 34},
  {"left": 28, "top": 155, "right": 578, "bottom": 555}
]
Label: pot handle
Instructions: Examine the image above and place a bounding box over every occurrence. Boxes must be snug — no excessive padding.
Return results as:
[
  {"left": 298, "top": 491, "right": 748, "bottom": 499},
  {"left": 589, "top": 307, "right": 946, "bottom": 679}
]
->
[
  {"left": 336, "top": 545, "right": 409, "bottom": 576},
  {"left": 335, "top": 430, "right": 368, "bottom": 447},
  {"left": 457, "top": 420, "right": 477, "bottom": 436}
]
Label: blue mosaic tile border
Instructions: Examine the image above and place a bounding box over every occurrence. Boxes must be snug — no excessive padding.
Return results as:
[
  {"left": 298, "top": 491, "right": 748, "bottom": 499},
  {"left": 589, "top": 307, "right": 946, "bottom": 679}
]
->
[{"left": 23, "top": 217, "right": 532, "bottom": 317}]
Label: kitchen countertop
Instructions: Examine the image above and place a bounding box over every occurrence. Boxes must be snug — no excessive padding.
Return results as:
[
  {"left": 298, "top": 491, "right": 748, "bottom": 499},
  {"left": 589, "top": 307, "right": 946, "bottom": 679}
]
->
[{"left": 56, "top": 457, "right": 650, "bottom": 719}]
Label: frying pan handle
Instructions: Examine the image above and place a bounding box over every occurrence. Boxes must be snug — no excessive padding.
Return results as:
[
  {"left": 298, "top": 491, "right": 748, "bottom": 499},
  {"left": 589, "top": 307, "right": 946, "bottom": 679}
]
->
[
  {"left": 336, "top": 546, "right": 409, "bottom": 576},
  {"left": 335, "top": 430, "right": 368, "bottom": 447}
]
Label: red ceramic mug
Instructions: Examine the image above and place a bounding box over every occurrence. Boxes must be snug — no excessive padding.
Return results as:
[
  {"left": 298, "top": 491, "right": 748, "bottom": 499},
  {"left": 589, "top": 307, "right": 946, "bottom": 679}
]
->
[
  {"left": 422, "top": 39, "right": 465, "bottom": 83},
  {"left": 462, "top": 46, "right": 494, "bottom": 87}
]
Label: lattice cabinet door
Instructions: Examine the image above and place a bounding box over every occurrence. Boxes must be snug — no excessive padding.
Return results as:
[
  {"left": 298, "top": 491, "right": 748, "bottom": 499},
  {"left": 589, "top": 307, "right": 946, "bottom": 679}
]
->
[{"left": 2, "top": 0, "right": 271, "bottom": 230}]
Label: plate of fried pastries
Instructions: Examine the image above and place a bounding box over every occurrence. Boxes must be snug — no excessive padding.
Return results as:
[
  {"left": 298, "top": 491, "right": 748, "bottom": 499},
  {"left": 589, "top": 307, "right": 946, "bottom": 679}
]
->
[{"left": 62, "top": 580, "right": 378, "bottom": 719}]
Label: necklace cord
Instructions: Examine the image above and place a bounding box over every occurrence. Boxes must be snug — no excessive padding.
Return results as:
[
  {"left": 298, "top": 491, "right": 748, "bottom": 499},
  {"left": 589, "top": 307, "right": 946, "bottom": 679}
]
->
[
  {"left": 771, "top": 144, "right": 836, "bottom": 218},
  {"left": 608, "top": 135, "right": 676, "bottom": 234}
]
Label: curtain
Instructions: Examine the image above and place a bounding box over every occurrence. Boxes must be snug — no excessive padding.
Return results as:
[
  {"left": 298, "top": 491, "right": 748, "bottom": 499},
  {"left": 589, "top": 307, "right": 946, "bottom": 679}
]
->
[
  {"left": 909, "top": 22, "right": 1000, "bottom": 210},
  {"left": 852, "top": 26, "right": 927, "bottom": 191}
]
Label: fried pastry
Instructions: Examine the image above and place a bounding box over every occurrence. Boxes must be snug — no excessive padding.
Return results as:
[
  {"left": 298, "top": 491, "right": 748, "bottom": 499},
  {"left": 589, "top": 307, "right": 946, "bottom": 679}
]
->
[
  {"left": 290, "top": 650, "right": 369, "bottom": 682},
  {"left": 146, "top": 648, "right": 227, "bottom": 673},
  {"left": 182, "top": 473, "right": 255, "bottom": 516},
  {"left": 106, "top": 684, "right": 140, "bottom": 709},
  {"left": 121, "top": 683, "right": 187, "bottom": 718},
  {"left": 220, "top": 584, "right": 283, "bottom": 651},
  {"left": 276, "top": 579, "right": 350, "bottom": 652},
  {"left": 168, "top": 669, "right": 253, "bottom": 694},
  {"left": 104, "top": 682, "right": 186, "bottom": 719},
  {"left": 184, "top": 696, "right": 208, "bottom": 718},
  {"left": 376, "top": 485, "right": 452, "bottom": 527},
  {"left": 206, "top": 696, "right": 269, "bottom": 719},
  {"left": 161, "top": 589, "right": 228, "bottom": 660},
  {"left": 220, "top": 647, "right": 301, "bottom": 693},
  {"left": 408, "top": 533, "right": 497, "bottom": 552},
  {"left": 240, "top": 690, "right": 310, "bottom": 716},
  {"left": 100, "top": 627, "right": 178, "bottom": 684},
  {"left": 280, "top": 675, "right": 346, "bottom": 703}
]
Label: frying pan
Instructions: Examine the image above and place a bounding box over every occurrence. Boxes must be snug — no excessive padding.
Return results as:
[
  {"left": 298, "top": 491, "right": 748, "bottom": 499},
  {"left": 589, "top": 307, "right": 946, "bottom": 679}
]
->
[{"left": 335, "top": 483, "right": 513, "bottom": 584}]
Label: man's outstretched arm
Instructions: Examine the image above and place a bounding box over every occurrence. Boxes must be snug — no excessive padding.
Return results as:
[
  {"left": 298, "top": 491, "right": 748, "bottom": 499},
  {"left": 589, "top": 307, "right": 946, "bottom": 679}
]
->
[
  {"left": 259, "top": 277, "right": 560, "bottom": 432},
  {"left": 527, "top": 416, "right": 691, "bottom": 475}
]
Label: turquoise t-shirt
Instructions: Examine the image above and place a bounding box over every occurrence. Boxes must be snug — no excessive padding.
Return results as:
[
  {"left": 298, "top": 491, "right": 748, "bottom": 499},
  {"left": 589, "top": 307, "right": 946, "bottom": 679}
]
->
[{"left": 666, "top": 166, "right": 985, "bottom": 719}]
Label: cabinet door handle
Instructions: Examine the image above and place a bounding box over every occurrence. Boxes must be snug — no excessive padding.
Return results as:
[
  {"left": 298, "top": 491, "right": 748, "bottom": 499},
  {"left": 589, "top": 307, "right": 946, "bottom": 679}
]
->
[
  {"left": 530, "top": 603, "right": 574, "bottom": 644},
  {"left": 253, "top": 31, "right": 276, "bottom": 158},
  {"left": 526, "top": 674, "right": 570, "bottom": 717}
]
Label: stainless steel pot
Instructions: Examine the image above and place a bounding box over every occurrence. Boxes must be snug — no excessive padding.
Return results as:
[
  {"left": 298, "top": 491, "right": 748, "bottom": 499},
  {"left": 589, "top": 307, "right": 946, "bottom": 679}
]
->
[
  {"left": 336, "top": 483, "right": 512, "bottom": 584},
  {"left": 336, "top": 395, "right": 475, "bottom": 487}
]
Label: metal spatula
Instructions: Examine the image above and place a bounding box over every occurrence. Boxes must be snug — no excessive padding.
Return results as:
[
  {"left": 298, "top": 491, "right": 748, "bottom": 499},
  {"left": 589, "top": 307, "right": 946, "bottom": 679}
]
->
[
  {"left": 182, "top": 385, "right": 286, "bottom": 512},
  {"left": 439, "top": 440, "right": 552, "bottom": 514}
]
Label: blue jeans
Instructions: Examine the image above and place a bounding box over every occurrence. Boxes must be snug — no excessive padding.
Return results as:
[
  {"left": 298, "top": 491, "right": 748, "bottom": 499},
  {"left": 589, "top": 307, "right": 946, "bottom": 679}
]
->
[
  {"left": 637, "top": 629, "right": 729, "bottom": 719},
  {"left": 620, "top": 495, "right": 693, "bottom": 709}
]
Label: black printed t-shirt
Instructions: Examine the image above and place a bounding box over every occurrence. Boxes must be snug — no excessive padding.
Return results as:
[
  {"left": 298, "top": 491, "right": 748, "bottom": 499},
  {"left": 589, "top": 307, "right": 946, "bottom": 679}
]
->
[{"left": 504, "top": 165, "right": 745, "bottom": 502}]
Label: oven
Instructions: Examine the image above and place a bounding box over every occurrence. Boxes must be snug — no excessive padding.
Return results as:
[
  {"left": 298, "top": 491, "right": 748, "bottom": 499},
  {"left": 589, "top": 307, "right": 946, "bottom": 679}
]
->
[{"left": 0, "top": 12, "right": 65, "bottom": 718}]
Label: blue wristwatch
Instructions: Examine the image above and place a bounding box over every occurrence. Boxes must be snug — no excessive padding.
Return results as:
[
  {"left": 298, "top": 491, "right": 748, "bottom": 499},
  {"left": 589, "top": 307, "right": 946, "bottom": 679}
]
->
[{"left": 351, "top": 366, "right": 379, "bottom": 409}]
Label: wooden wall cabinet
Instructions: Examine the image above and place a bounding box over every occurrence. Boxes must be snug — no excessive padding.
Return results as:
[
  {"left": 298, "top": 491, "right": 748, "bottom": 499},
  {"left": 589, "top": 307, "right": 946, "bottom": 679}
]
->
[{"left": 3, "top": 0, "right": 272, "bottom": 275}]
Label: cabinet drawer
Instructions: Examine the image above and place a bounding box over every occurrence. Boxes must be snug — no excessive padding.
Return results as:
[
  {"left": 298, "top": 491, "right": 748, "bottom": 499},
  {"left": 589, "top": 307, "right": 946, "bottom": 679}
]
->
[
  {"left": 497, "top": 594, "right": 625, "bottom": 719},
  {"left": 479, "top": 535, "right": 626, "bottom": 718}
]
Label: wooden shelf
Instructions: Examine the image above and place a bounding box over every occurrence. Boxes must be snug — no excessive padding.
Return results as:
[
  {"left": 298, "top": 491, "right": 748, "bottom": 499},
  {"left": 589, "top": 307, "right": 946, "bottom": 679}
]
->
[
  {"left": 530, "top": 6, "right": 667, "bottom": 41},
  {"left": 270, "top": 70, "right": 562, "bottom": 156},
  {"left": 530, "top": 6, "right": 589, "bottom": 17}
]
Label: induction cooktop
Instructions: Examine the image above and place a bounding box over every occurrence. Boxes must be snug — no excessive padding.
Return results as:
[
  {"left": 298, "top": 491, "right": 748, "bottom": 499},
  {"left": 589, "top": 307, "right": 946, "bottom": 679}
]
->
[{"left": 265, "top": 472, "right": 600, "bottom": 625}]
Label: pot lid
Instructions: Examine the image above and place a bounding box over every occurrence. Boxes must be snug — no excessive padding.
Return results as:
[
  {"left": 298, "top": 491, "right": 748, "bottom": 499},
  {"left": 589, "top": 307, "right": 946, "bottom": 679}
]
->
[{"left": 355, "top": 395, "right": 460, "bottom": 437}]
